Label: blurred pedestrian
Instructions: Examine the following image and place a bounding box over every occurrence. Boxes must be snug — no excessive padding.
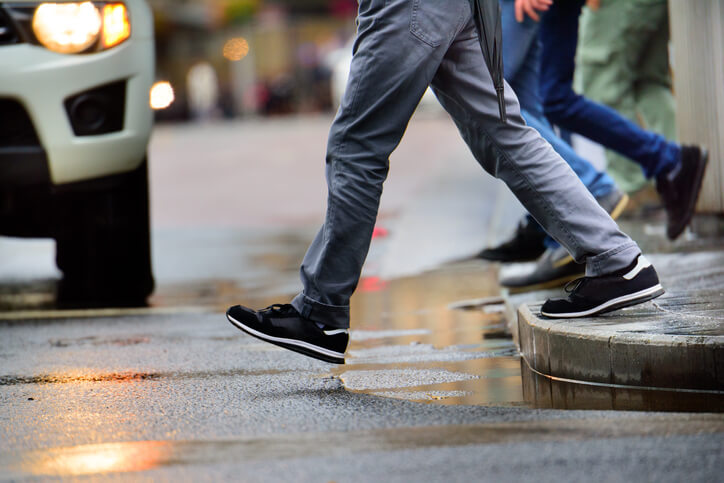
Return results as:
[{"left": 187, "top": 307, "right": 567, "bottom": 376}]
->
[
  {"left": 187, "top": 61, "right": 220, "bottom": 120},
  {"left": 515, "top": 0, "right": 708, "bottom": 241},
  {"left": 227, "top": 0, "right": 664, "bottom": 364},
  {"left": 576, "top": 0, "right": 676, "bottom": 195}
]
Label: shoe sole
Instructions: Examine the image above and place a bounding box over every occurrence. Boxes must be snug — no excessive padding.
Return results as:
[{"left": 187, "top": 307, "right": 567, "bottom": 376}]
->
[
  {"left": 540, "top": 284, "right": 665, "bottom": 319},
  {"left": 668, "top": 149, "right": 708, "bottom": 240},
  {"left": 226, "top": 312, "right": 345, "bottom": 364},
  {"left": 505, "top": 272, "right": 585, "bottom": 294}
]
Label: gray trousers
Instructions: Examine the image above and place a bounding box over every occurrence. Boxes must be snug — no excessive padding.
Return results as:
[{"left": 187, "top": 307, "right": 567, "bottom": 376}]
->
[{"left": 291, "top": 0, "right": 640, "bottom": 328}]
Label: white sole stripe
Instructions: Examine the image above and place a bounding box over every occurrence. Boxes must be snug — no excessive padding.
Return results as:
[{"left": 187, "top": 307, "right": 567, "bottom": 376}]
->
[
  {"left": 227, "top": 314, "right": 346, "bottom": 359},
  {"left": 541, "top": 284, "right": 664, "bottom": 318},
  {"left": 323, "top": 329, "right": 348, "bottom": 336}
]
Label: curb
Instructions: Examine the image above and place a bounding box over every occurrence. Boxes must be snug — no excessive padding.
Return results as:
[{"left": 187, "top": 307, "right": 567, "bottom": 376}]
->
[{"left": 516, "top": 302, "right": 724, "bottom": 411}]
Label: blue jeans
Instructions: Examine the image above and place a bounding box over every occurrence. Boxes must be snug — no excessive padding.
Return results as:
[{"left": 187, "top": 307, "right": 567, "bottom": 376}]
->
[
  {"left": 500, "top": 0, "right": 615, "bottom": 249},
  {"left": 538, "top": 0, "right": 680, "bottom": 178}
]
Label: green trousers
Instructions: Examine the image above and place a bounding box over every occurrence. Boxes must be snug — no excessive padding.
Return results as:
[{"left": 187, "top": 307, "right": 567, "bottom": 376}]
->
[{"left": 575, "top": 0, "right": 677, "bottom": 193}]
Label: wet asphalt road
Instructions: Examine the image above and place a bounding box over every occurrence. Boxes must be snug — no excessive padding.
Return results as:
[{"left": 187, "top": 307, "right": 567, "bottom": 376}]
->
[
  {"left": 2, "top": 116, "right": 723, "bottom": 480},
  {"left": 1, "top": 309, "right": 723, "bottom": 481}
]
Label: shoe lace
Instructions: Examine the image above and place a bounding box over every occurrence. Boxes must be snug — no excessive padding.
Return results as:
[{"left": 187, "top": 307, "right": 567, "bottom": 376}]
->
[
  {"left": 564, "top": 277, "right": 587, "bottom": 294},
  {"left": 260, "top": 304, "right": 294, "bottom": 315}
]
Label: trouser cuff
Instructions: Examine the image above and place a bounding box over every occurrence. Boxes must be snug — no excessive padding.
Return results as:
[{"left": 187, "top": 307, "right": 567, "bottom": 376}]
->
[
  {"left": 586, "top": 241, "right": 640, "bottom": 277},
  {"left": 291, "top": 293, "right": 350, "bottom": 329}
]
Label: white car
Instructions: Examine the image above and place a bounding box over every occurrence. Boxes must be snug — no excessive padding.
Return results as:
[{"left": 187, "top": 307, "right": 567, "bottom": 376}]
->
[{"left": 0, "top": 0, "right": 155, "bottom": 306}]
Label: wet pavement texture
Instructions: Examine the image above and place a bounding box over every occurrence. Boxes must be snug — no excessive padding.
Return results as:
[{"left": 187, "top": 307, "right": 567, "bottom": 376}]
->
[{"left": 2, "top": 306, "right": 724, "bottom": 481}]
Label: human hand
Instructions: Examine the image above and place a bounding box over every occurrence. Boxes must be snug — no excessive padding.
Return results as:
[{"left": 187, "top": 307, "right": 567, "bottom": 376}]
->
[
  {"left": 586, "top": 0, "right": 601, "bottom": 11},
  {"left": 514, "top": 0, "right": 554, "bottom": 22}
]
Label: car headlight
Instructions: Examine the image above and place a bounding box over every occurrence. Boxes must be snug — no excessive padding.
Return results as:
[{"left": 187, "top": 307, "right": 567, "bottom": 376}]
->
[{"left": 31, "top": 2, "right": 130, "bottom": 54}]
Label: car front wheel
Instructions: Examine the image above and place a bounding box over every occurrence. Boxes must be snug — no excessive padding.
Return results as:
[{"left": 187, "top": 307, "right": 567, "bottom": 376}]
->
[{"left": 54, "top": 158, "right": 154, "bottom": 308}]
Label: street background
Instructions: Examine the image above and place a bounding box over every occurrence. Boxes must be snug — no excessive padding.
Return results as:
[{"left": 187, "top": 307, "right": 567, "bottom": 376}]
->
[{"left": 1, "top": 0, "right": 723, "bottom": 480}]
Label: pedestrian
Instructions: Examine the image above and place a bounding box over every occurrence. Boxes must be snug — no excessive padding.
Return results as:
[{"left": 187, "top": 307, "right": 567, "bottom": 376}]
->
[
  {"left": 576, "top": 0, "right": 676, "bottom": 195},
  {"left": 515, "top": 0, "right": 708, "bottom": 241},
  {"left": 227, "top": 0, "right": 664, "bottom": 364},
  {"left": 478, "top": 0, "right": 629, "bottom": 293}
]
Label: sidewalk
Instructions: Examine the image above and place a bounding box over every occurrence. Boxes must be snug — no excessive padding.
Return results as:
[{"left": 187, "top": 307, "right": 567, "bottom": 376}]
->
[{"left": 508, "top": 223, "right": 724, "bottom": 412}]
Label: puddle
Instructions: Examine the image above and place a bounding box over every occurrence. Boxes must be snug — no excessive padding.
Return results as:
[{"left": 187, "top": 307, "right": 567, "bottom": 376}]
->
[
  {"left": 332, "top": 263, "right": 525, "bottom": 406},
  {"left": 339, "top": 369, "right": 479, "bottom": 391}
]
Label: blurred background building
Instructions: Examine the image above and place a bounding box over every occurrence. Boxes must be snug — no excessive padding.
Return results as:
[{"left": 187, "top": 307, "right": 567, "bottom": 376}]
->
[
  {"left": 150, "top": 0, "right": 357, "bottom": 121},
  {"left": 146, "top": 0, "right": 723, "bottom": 213}
]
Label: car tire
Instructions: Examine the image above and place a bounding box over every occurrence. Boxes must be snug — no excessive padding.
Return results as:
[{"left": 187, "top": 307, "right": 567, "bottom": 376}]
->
[{"left": 54, "top": 158, "right": 154, "bottom": 308}]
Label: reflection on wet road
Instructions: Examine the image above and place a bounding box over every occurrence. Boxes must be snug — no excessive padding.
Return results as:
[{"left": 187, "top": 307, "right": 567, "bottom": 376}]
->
[
  {"left": 4, "top": 441, "right": 173, "bottom": 477},
  {"left": 5, "top": 416, "right": 723, "bottom": 478},
  {"left": 335, "top": 262, "right": 524, "bottom": 406}
]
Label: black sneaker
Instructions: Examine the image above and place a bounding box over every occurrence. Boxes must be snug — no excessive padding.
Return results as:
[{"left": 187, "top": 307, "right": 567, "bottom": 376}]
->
[
  {"left": 657, "top": 145, "right": 708, "bottom": 240},
  {"left": 500, "top": 246, "right": 585, "bottom": 293},
  {"left": 477, "top": 219, "right": 547, "bottom": 262},
  {"left": 540, "top": 255, "right": 664, "bottom": 318},
  {"left": 226, "top": 304, "right": 348, "bottom": 364}
]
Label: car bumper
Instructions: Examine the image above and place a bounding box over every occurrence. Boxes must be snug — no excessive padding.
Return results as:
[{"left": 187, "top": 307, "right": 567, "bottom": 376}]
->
[{"left": 0, "top": 4, "right": 154, "bottom": 186}]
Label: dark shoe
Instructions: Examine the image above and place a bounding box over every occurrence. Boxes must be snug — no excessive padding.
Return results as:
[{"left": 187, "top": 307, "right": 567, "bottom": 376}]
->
[
  {"left": 500, "top": 246, "right": 585, "bottom": 293},
  {"left": 540, "top": 255, "right": 664, "bottom": 318},
  {"left": 477, "top": 219, "right": 547, "bottom": 262},
  {"left": 226, "top": 304, "right": 348, "bottom": 364},
  {"left": 656, "top": 145, "right": 708, "bottom": 240}
]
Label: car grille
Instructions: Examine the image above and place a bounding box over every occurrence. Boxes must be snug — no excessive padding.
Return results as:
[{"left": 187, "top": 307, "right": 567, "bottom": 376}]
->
[
  {"left": 0, "top": 99, "right": 41, "bottom": 147},
  {"left": 0, "top": 8, "right": 19, "bottom": 45}
]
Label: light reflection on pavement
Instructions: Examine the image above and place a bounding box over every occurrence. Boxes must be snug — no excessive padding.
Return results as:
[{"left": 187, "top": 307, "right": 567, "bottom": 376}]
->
[
  {"left": 7, "top": 441, "right": 172, "bottom": 477},
  {"left": 5, "top": 416, "right": 723, "bottom": 478},
  {"left": 335, "top": 261, "right": 524, "bottom": 406}
]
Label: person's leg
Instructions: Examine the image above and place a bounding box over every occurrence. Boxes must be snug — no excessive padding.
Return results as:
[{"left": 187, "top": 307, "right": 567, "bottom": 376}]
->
[
  {"left": 226, "top": 1, "right": 663, "bottom": 361},
  {"left": 480, "top": 0, "right": 618, "bottom": 264},
  {"left": 503, "top": 0, "right": 615, "bottom": 199},
  {"left": 521, "top": 109, "right": 614, "bottom": 199},
  {"left": 628, "top": 0, "right": 677, "bottom": 146},
  {"left": 538, "top": 0, "right": 679, "bottom": 179},
  {"left": 431, "top": 16, "right": 640, "bottom": 278},
  {"left": 575, "top": 0, "right": 648, "bottom": 193},
  {"left": 226, "top": 0, "right": 472, "bottom": 363},
  {"left": 289, "top": 0, "right": 470, "bottom": 329},
  {"left": 435, "top": 14, "right": 662, "bottom": 317}
]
